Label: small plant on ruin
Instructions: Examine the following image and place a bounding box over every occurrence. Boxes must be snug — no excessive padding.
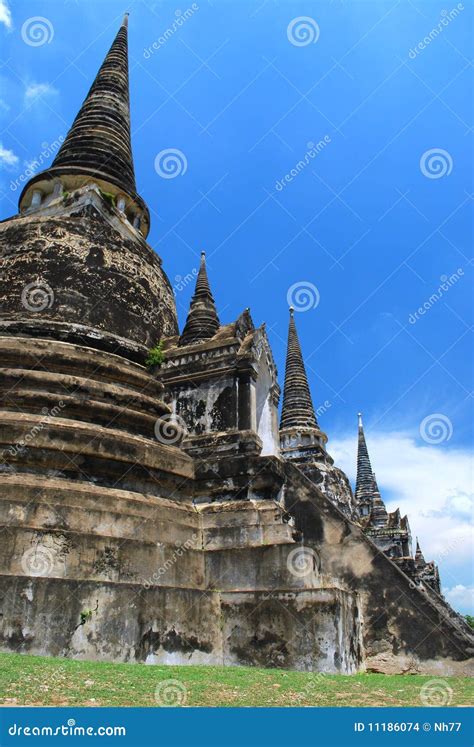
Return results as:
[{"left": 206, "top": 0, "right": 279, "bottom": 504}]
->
[
  {"left": 74, "top": 601, "right": 99, "bottom": 631},
  {"left": 145, "top": 342, "right": 165, "bottom": 368},
  {"left": 99, "top": 189, "right": 115, "bottom": 208},
  {"left": 80, "top": 610, "right": 93, "bottom": 626}
]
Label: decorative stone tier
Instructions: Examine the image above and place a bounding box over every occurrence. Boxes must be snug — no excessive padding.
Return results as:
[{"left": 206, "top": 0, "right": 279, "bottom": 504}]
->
[
  {"left": 280, "top": 427, "right": 357, "bottom": 519},
  {"left": 0, "top": 336, "right": 165, "bottom": 437},
  {"left": 0, "top": 186, "right": 178, "bottom": 353},
  {"left": 0, "top": 336, "right": 193, "bottom": 497}
]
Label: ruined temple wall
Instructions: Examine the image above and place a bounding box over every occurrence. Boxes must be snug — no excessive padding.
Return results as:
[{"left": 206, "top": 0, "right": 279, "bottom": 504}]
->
[
  {"left": 282, "top": 462, "right": 474, "bottom": 676},
  {"left": 0, "top": 473, "right": 363, "bottom": 672},
  {"left": 0, "top": 576, "right": 361, "bottom": 672},
  {"left": 173, "top": 376, "right": 238, "bottom": 436}
]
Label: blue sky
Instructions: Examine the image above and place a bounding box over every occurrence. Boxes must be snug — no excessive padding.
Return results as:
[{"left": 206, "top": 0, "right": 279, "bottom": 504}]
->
[{"left": 0, "top": 0, "right": 472, "bottom": 611}]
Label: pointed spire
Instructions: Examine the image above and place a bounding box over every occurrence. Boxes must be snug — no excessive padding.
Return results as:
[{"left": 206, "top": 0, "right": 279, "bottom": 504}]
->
[
  {"left": 51, "top": 14, "right": 135, "bottom": 193},
  {"left": 355, "top": 412, "right": 383, "bottom": 506},
  {"left": 415, "top": 538, "right": 425, "bottom": 564},
  {"left": 179, "top": 252, "right": 220, "bottom": 346},
  {"left": 19, "top": 15, "right": 149, "bottom": 233},
  {"left": 280, "top": 308, "right": 318, "bottom": 430},
  {"left": 52, "top": 13, "right": 136, "bottom": 193}
]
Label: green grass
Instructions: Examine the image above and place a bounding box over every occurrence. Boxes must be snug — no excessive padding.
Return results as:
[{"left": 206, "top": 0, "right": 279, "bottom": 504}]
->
[{"left": 0, "top": 653, "right": 471, "bottom": 707}]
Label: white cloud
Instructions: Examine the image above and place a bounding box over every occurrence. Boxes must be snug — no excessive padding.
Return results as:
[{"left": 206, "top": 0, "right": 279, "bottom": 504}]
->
[
  {"left": 426, "top": 492, "right": 473, "bottom": 522},
  {"left": 328, "top": 429, "right": 473, "bottom": 607},
  {"left": 444, "top": 585, "right": 474, "bottom": 614},
  {"left": 24, "top": 82, "right": 58, "bottom": 102},
  {"left": 0, "top": 0, "right": 12, "bottom": 31},
  {"left": 0, "top": 142, "right": 18, "bottom": 167},
  {"left": 0, "top": 99, "right": 9, "bottom": 114}
]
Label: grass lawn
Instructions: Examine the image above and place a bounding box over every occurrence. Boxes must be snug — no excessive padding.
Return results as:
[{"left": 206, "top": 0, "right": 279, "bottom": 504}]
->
[{"left": 0, "top": 653, "right": 471, "bottom": 707}]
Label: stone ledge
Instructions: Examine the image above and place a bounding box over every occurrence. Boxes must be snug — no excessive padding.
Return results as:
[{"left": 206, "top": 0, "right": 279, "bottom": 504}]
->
[
  {"left": 0, "top": 335, "right": 161, "bottom": 390},
  {"left": 0, "top": 411, "right": 194, "bottom": 480}
]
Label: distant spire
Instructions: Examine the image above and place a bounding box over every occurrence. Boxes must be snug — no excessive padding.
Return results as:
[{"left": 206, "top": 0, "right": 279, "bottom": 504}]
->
[
  {"left": 179, "top": 252, "right": 220, "bottom": 346},
  {"left": 415, "top": 538, "right": 425, "bottom": 564},
  {"left": 280, "top": 308, "right": 318, "bottom": 430},
  {"left": 355, "top": 412, "right": 382, "bottom": 505},
  {"left": 19, "top": 14, "right": 148, "bottom": 228}
]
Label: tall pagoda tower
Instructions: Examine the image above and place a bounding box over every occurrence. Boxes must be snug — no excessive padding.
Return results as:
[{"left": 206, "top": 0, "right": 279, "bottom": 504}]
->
[
  {"left": 354, "top": 415, "right": 442, "bottom": 592},
  {"left": 179, "top": 252, "right": 220, "bottom": 346},
  {"left": 355, "top": 413, "right": 411, "bottom": 555},
  {"left": 279, "top": 308, "right": 356, "bottom": 517},
  {"left": 0, "top": 16, "right": 193, "bottom": 596}
]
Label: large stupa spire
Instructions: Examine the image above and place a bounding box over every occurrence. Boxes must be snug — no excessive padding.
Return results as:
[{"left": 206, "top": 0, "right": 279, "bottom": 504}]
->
[
  {"left": 355, "top": 413, "right": 388, "bottom": 525},
  {"left": 280, "top": 308, "right": 319, "bottom": 430},
  {"left": 179, "top": 252, "right": 220, "bottom": 346},
  {"left": 355, "top": 413, "right": 381, "bottom": 503},
  {"left": 278, "top": 308, "right": 356, "bottom": 517},
  {"left": 18, "top": 14, "right": 150, "bottom": 235}
]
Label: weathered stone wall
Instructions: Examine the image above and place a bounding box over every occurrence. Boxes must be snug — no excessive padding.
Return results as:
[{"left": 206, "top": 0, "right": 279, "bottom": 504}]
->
[
  {"left": 174, "top": 377, "right": 238, "bottom": 435},
  {"left": 0, "top": 472, "right": 361, "bottom": 672},
  {"left": 0, "top": 188, "right": 178, "bottom": 355},
  {"left": 299, "top": 460, "right": 357, "bottom": 518},
  {"left": 0, "top": 445, "right": 471, "bottom": 673},
  {"left": 282, "top": 462, "right": 474, "bottom": 675}
]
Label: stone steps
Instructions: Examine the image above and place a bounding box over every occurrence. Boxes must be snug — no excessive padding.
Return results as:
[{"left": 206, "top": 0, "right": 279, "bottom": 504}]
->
[
  {"left": 0, "top": 368, "right": 166, "bottom": 414},
  {"left": 0, "top": 336, "right": 161, "bottom": 392},
  {"left": 0, "top": 472, "right": 199, "bottom": 547},
  {"left": 1, "top": 383, "right": 163, "bottom": 439},
  {"left": 0, "top": 472, "right": 296, "bottom": 554},
  {"left": 0, "top": 410, "right": 194, "bottom": 497}
]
